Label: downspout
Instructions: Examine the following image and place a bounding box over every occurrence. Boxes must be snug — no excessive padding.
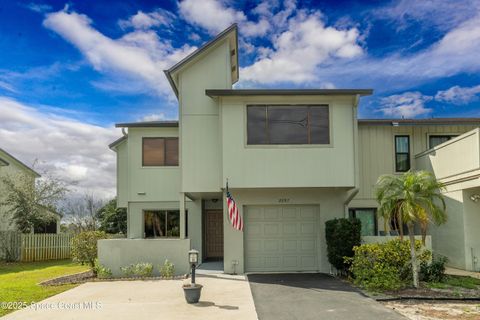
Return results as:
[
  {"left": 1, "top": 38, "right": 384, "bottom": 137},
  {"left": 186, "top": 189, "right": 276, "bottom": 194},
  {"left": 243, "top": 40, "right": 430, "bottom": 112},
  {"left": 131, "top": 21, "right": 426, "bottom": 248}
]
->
[{"left": 344, "top": 94, "right": 361, "bottom": 217}]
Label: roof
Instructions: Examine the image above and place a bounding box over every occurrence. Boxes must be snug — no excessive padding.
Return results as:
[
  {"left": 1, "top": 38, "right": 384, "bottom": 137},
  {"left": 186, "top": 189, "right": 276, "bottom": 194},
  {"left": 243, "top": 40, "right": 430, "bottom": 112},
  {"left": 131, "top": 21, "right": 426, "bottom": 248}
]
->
[
  {"left": 108, "top": 135, "right": 127, "bottom": 150},
  {"left": 115, "top": 121, "right": 179, "bottom": 128},
  {"left": 164, "top": 24, "right": 239, "bottom": 98},
  {"left": 358, "top": 118, "right": 480, "bottom": 126},
  {"left": 205, "top": 89, "right": 374, "bottom": 97},
  {"left": 0, "top": 148, "right": 40, "bottom": 177}
]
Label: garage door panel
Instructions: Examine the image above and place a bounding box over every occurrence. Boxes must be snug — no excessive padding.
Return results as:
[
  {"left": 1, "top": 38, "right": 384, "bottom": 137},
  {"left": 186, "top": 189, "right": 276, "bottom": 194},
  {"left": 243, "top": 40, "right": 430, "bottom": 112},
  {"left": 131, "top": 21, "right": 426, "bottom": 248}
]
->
[{"left": 245, "top": 205, "right": 319, "bottom": 272}]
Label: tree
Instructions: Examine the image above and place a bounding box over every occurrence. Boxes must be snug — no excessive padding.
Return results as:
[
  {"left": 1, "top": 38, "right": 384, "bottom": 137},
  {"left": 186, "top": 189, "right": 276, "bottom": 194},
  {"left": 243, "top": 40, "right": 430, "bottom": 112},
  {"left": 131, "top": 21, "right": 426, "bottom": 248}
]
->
[
  {"left": 97, "top": 198, "right": 127, "bottom": 234},
  {"left": 62, "top": 193, "right": 105, "bottom": 233},
  {"left": 0, "top": 169, "right": 67, "bottom": 233},
  {"left": 375, "top": 170, "right": 447, "bottom": 288}
]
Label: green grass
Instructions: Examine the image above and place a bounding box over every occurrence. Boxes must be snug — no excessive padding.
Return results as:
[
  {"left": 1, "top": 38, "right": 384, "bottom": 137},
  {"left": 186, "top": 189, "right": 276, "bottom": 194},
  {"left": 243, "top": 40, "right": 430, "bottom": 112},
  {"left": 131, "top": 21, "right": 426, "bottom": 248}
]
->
[
  {"left": 0, "top": 260, "right": 90, "bottom": 316},
  {"left": 427, "top": 275, "right": 480, "bottom": 290}
]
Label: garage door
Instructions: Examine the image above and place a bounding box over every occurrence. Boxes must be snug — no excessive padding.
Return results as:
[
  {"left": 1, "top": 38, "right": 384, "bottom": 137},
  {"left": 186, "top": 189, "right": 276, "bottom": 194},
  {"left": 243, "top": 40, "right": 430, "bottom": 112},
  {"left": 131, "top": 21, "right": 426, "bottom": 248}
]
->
[{"left": 244, "top": 205, "right": 319, "bottom": 272}]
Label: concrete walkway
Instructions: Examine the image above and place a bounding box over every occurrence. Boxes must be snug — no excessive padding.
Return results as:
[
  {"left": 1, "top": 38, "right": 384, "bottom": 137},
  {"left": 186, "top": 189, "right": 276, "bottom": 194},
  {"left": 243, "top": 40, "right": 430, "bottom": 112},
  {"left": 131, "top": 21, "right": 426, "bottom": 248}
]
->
[
  {"left": 446, "top": 267, "right": 480, "bottom": 279},
  {"left": 248, "top": 273, "right": 406, "bottom": 320},
  {"left": 3, "top": 276, "right": 257, "bottom": 320}
]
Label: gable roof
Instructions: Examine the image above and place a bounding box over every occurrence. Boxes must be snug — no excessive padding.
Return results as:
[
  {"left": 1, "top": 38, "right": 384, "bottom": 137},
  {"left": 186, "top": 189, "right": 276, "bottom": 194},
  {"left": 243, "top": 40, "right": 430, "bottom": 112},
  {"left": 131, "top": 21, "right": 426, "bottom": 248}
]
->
[
  {"left": 164, "top": 24, "right": 239, "bottom": 98},
  {"left": 206, "top": 89, "right": 373, "bottom": 97},
  {"left": 0, "top": 148, "right": 40, "bottom": 177},
  {"left": 108, "top": 135, "right": 127, "bottom": 150}
]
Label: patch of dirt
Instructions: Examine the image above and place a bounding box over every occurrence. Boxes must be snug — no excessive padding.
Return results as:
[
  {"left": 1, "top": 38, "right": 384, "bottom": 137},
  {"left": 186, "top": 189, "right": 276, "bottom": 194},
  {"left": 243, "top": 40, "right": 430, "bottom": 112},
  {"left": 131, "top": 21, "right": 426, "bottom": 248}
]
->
[
  {"left": 383, "top": 301, "right": 480, "bottom": 320},
  {"left": 384, "top": 286, "right": 480, "bottom": 299}
]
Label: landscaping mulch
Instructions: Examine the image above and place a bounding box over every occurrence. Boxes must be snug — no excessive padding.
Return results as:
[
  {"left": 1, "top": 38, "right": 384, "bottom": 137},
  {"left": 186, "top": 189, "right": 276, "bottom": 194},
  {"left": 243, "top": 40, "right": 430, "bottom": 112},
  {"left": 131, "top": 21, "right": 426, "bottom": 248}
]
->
[{"left": 40, "top": 271, "right": 188, "bottom": 286}]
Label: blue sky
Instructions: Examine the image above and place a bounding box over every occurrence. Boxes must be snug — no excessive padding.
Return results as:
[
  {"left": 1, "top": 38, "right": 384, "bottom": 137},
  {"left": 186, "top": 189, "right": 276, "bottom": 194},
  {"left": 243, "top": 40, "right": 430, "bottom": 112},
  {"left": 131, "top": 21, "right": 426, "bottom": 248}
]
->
[{"left": 1, "top": 0, "right": 480, "bottom": 197}]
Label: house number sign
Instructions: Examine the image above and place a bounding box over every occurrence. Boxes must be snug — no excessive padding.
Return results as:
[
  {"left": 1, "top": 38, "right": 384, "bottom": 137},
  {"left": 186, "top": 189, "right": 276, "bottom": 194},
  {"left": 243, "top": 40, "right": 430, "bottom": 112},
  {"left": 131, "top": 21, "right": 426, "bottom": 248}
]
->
[{"left": 278, "top": 198, "right": 290, "bottom": 203}]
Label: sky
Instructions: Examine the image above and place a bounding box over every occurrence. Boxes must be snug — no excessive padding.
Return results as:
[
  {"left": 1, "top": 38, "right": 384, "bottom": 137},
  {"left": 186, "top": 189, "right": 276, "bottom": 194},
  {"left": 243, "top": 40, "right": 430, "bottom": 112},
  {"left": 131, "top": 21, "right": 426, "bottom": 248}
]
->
[{"left": 1, "top": 0, "right": 480, "bottom": 199}]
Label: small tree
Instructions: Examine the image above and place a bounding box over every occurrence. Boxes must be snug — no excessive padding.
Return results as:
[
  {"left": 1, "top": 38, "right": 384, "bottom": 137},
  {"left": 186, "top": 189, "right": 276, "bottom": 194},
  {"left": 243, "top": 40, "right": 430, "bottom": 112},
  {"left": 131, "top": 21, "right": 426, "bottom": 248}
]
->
[
  {"left": 0, "top": 168, "right": 67, "bottom": 233},
  {"left": 71, "top": 230, "right": 108, "bottom": 269},
  {"left": 375, "top": 170, "right": 447, "bottom": 288},
  {"left": 62, "top": 193, "right": 105, "bottom": 233},
  {"left": 97, "top": 198, "right": 127, "bottom": 234},
  {"left": 325, "top": 218, "right": 361, "bottom": 274}
]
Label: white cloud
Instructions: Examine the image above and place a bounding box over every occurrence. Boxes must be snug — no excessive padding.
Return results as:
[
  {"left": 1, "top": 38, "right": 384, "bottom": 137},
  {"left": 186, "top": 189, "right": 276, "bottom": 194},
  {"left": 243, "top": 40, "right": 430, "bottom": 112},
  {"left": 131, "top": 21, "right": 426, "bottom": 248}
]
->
[
  {"left": 43, "top": 9, "right": 196, "bottom": 97},
  {"left": 241, "top": 10, "right": 363, "bottom": 83},
  {"left": 435, "top": 85, "right": 480, "bottom": 104},
  {"left": 179, "top": 0, "right": 246, "bottom": 34},
  {"left": 140, "top": 113, "right": 167, "bottom": 121},
  {"left": 0, "top": 96, "right": 119, "bottom": 199},
  {"left": 118, "top": 9, "right": 175, "bottom": 30},
  {"left": 378, "top": 92, "right": 433, "bottom": 118}
]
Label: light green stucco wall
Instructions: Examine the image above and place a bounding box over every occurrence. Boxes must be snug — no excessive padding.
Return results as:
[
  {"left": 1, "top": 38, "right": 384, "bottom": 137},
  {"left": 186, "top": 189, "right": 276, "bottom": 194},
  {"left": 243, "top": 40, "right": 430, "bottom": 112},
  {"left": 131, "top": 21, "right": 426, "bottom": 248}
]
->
[
  {"left": 220, "top": 96, "right": 357, "bottom": 188},
  {"left": 116, "top": 140, "right": 128, "bottom": 208},
  {"left": 222, "top": 188, "right": 348, "bottom": 274},
  {"left": 463, "top": 187, "right": 480, "bottom": 271},
  {"left": 98, "top": 238, "right": 191, "bottom": 276},
  {"left": 126, "top": 127, "right": 180, "bottom": 202},
  {"left": 178, "top": 40, "right": 231, "bottom": 193}
]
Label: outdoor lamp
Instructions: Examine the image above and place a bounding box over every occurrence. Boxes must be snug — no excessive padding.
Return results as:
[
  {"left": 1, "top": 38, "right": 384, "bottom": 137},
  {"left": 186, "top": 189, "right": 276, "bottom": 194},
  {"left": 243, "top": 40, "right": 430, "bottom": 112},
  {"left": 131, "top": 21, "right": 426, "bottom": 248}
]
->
[{"left": 189, "top": 249, "right": 199, "bottom": 264}]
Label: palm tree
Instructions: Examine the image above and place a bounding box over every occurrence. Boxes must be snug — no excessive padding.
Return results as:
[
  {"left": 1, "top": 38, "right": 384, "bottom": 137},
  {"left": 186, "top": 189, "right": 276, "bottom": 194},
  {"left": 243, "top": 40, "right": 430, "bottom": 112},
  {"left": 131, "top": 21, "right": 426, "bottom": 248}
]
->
[{"left": 375, "top": 170, "right": 447, "bottom": 288}]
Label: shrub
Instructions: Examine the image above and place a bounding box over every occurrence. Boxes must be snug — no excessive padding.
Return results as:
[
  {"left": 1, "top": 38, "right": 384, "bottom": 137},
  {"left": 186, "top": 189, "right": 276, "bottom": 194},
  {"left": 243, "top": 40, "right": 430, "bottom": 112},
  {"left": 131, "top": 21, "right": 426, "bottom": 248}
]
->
[
  {"left": 347, "top": 239, "right": 431, "bottom": 291},
  {"left": 121, "top": 262, "right": 154, "bottom": 278},
  {"left": 159, "top": 259, "right": 175, "bottom": 278},
  {"left": 420, "top": 254, "right": 448, "bottom": 283},
  {"left": 325, "top": 218, "right": 361, "bottom": 273},
  {"left": 93, "top": 258, "right": 112, "bottom": 279},
  {"left": 71, "top": 231, "right": 108, "bottom": 268}
]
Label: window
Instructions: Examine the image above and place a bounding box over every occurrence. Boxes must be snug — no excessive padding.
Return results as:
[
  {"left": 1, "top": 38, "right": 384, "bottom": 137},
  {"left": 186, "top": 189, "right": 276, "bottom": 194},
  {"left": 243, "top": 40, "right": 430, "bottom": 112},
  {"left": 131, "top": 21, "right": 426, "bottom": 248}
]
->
[
  {"left": 144, "top": 210, "right": 186, "bottom": 238},
  {"left": 349, "top": 208, "right": 377, "bottom": 236},
  {"left": 247, "top": 105, "right": 329, "bottom": 145},
  {"left": 395, "top": 136, "right": 410, "bottom": 172},
  {"left": 429, "top": 135, "right": 457, "bottom": 149},
  {"left": 142, "top": 138, "right": 178, "bottom": 166}
]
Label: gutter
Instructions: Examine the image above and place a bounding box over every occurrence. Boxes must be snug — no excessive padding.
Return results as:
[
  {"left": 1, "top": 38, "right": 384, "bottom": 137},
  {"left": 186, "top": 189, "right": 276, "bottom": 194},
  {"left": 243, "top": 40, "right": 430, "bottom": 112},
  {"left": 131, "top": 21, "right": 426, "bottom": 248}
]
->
[{"left": 344, "top": 188, "right": 359, "bottom": 218}]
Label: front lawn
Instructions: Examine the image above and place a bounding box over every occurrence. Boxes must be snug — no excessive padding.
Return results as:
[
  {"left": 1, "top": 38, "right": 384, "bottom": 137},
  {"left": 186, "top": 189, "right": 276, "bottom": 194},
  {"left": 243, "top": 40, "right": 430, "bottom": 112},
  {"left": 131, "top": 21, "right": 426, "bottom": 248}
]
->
[
  {"left": 427, "top": 275, "right": 480, "bottom": 290},
  {"left": 0, "top": 259, "right": 90, "bottom": 317}
]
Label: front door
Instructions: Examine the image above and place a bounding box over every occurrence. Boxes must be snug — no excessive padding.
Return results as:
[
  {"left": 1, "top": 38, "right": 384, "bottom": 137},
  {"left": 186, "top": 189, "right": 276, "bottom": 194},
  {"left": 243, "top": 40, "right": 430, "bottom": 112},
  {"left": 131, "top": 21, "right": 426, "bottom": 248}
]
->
[{"left": 205, "top": 210, "right": 224, "bottom": 259}]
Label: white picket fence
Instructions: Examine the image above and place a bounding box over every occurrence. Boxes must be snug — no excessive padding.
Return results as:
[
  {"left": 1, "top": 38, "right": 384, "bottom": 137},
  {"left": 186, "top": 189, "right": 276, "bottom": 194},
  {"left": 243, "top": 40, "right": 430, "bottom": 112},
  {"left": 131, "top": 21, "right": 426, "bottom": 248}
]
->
[{"left": 0, "top": 231, "right": 73, "bottom": 262}]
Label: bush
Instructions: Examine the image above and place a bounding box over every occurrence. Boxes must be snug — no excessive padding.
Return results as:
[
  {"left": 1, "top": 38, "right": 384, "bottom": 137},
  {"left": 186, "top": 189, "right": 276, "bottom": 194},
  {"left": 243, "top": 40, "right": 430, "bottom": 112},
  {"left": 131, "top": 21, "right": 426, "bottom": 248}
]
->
[
  {"left": 93, "top": 258, "right": 112, "bottom": 279},
  {"left": 121, "top": 262, "right": 154, "bottom": 278},
  {"left": 71, "top": 231, "right": 108, "bottom": 268},
  {"left": 325, "top": 218, "right": 361, "bottom": 273},
  {"left": 420, "top": 254, "right": 448, "bottom": 283},
  {"left": 159, "top": 259, "right": 175, "bottom": 278},
  {"left": 347, "top": 239, "right": 431, "bottom": 291}
]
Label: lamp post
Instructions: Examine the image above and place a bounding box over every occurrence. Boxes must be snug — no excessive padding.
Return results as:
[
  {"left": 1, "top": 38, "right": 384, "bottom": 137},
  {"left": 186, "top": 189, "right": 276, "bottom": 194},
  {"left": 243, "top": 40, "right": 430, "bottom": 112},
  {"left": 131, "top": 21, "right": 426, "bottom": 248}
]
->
[
  {"left": 183, "top": 249, "right": 202, "bottom": 304},
  {"left": 188, "top": 249, "right": 199, "bottom": 286}
]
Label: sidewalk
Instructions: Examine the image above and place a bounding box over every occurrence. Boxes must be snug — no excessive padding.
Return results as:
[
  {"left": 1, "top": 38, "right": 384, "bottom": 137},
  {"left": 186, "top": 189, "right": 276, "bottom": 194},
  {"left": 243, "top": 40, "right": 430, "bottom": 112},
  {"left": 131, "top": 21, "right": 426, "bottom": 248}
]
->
[{"left": 445, "top": 267, "right": 480, "bottom": 279}]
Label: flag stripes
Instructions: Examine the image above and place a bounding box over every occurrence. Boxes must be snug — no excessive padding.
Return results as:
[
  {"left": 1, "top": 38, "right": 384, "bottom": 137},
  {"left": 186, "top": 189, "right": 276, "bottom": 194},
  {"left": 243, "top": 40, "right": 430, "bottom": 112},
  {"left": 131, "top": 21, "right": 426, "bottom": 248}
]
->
[{"left": 226, "top": 189, "right": 243, "bottom": 231}]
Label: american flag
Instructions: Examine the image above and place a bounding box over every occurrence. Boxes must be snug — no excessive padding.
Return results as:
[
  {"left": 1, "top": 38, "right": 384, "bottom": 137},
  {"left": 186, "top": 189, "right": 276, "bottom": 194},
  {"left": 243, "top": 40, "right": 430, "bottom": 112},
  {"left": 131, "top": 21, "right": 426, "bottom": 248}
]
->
[{"left": 226, "top": 183, "right": 243, "bottom": 231}]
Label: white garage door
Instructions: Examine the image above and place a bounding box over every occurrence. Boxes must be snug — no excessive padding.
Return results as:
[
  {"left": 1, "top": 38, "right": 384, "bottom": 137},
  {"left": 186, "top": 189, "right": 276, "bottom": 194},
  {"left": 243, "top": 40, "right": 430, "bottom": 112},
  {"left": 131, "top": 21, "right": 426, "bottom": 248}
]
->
[{"left": 244, "top": 205, "right": 319, "bottom": 272}]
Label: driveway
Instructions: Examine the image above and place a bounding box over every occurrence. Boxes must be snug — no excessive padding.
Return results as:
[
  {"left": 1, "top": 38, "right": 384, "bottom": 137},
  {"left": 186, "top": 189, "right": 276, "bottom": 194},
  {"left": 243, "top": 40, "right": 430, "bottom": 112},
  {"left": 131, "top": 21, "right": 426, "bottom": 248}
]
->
[
  {"left": 2, "top": 275, "right": 257, "bottom": 320},
  {"left": 248, "top": 273, "right": 406, "bottom": 320}
]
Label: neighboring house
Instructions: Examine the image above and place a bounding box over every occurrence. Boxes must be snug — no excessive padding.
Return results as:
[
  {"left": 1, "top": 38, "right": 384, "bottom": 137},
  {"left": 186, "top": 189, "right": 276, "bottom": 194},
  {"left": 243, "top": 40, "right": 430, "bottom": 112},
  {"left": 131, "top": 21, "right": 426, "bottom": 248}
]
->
[
  {"left": 0, "top": 148, "right": 60, "bottom": 233},
  {"left": 99, "top": 25, "right": 480, "bottom": 276}
]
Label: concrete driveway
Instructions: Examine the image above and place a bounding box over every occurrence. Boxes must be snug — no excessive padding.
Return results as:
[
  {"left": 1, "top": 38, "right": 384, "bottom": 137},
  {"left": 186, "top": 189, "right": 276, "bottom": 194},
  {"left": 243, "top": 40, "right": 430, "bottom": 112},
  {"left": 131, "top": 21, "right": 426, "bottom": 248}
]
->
[
  {"left": 248, "top": 273, "right": 406, "bottom": 320},
  {"left": 2, "top": 275, "right": 257, "bottom": 320}
]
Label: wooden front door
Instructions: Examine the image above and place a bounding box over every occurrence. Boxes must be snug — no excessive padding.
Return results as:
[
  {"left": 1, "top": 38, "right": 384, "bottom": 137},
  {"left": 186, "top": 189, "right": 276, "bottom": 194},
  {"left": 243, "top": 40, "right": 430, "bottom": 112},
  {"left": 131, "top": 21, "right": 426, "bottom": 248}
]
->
[{"left": 205, "top": 210, "right": 224, "bottom": 258}]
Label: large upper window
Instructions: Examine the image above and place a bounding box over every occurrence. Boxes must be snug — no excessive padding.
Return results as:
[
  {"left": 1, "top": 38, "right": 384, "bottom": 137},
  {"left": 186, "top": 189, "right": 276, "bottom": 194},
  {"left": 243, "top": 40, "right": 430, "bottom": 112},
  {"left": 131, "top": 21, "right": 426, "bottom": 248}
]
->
[
  {"left": 144, "top": 210, "right": 183, "bottom": 238},
  {"left": 429, "top": 135, "right": 457, "bottom": 149},
  {"left": 395, "top": 135, "right": 410, "bottom": 172},
  {"left": 247, "top": 105, "right": 330, "bottom": 145},
  {"left": 142, "top": 137, "right": 178, "bottom": 166}
]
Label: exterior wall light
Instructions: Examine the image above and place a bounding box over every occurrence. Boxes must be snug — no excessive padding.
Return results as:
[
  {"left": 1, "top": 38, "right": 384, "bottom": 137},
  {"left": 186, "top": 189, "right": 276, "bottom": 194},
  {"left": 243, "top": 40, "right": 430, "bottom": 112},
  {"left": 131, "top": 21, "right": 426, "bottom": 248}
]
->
[{"left": 470, "top": 194, "right": 480, "bottom": 202}]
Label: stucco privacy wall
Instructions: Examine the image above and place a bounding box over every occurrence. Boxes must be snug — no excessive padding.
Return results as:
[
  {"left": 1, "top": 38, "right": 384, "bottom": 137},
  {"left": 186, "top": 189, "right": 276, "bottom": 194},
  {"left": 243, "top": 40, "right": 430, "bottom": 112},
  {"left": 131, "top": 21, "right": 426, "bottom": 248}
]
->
[
  {"left": 463, "top": 187, "right": 480, "bottom": 271},
  {"left": 127, "top": 200, "right": 203, "bottom": 261},
  {"left": 220, "top": 96, "right": 357, "bottom": 188},
  {"left": 222, "top": 188, "right": 348, "bottom": 274},
  {"left": 98, "top": 238, "right": 191, "bottom": 276},
  {"left": 179, "top": 40, "right": 231, "bottom": 193},
  {"left": 351, "top": 124, "right": 478, "bottom": 208}
]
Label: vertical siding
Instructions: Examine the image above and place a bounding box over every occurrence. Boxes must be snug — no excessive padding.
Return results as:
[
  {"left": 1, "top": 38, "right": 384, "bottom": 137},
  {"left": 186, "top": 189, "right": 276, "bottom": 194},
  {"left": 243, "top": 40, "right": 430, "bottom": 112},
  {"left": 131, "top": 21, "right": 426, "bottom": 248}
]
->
[{"left": 355, "top": 124, "right": 478, "bottom": 201}]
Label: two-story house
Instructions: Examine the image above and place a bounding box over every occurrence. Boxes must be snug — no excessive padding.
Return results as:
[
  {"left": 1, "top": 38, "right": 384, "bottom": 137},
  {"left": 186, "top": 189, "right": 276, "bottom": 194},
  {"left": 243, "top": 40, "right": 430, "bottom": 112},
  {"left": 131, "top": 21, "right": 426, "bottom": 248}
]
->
[
  {"left": 99, "top": 25, "right": 480, "bottom": 276},
  {"left": 0, "top": 148, "right": 61, "bottom": 233}
]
